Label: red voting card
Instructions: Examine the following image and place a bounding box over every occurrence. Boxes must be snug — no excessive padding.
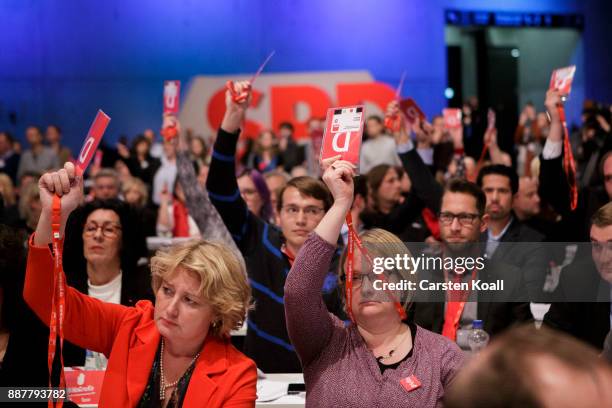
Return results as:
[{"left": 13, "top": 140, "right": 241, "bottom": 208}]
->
[
  {"left": 76, "top": 110, "right": 111, "bottom": 174},
  {"left": 400, "top": 375, "right": 422, "bottom": 393},
  {"left": 65, "top": 368, "right": 105, "bottom": 405},
  {"left": 163, "top": 80, "right": 181, "bottom": 114},
  {"left": 400, "top": 98, "right": 426, "bottom": 124},
  {"left": 549, "top": 65, "right": 576, "bottom": 96},
  {"left": 320, "top": 106, "right": 365, "bottom": 172},
  {"left": 443, "top": 108, "right": 462, "bottom": 129}
]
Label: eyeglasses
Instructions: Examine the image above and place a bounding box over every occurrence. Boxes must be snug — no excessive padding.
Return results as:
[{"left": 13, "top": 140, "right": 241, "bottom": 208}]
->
[
  {"left": 84, "top": 223, "right": 122, "bottom": 238},
  {"left": 438, "top": 212, "right": 480, "bottom": 226},
  {"left": 340, "top": 271, "right": 385, "bottom": 289},
  {"left": 281, "top": 205, "right": 325, "bottom": 218}
]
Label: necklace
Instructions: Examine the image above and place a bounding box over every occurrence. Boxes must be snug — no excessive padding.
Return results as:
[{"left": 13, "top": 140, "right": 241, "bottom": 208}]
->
[
  {"left": 370, "top": 326, "right": 410, "bottom": 362},
  {"left": 159, "top": 339, "right": 200, "bottom": 401}
]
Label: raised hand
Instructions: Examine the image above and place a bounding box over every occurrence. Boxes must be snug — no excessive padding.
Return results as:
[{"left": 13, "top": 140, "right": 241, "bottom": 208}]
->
[
  {"left": 321, "top": 156, "right": 355, "bottom": 211},
  {"left": 544, "top": 89, "right": 562, "bottom": 122},
  {"left": 38, "top": 162, "right": 83, "bottom": 215},
  {"left": 221, "top": 80, "right": 251, "bottom": 134}
]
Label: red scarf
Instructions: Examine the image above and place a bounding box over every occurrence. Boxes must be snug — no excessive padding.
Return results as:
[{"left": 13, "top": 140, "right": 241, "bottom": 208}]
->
[{"left": 172, "top": 200, "right": 190, "bottom": 237}]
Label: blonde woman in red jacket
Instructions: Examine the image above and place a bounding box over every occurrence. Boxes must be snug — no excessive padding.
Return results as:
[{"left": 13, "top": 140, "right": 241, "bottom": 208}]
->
[{"left": 24, "top": 162, "right": 256, "bottom": 408}]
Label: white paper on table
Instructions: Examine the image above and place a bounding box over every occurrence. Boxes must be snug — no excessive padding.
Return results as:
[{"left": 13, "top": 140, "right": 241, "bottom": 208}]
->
[{"left": 256, "top": 380, "right": 289, "bottom": 402}]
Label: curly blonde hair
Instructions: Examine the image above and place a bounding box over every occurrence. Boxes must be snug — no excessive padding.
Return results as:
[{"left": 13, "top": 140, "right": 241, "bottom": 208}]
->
[{"left": 150, "top": 239, "right": 252, "bottom": 337}]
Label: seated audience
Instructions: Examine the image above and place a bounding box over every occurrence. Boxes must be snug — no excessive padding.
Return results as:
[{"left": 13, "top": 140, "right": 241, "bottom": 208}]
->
[
  {"left": 0, "top": 131, "right": 20, "bottom": 185},
  {"left": 359, "top": 115, "right": 401, "bottom": 173},
  {"left": 92, "top": 168, "right": 122, "bottom": 200},
  {"left": 237, "top": 168, "right": 273, "bottom": 223},
  {"left": 157, "top": 179, "right": 201, "bottom": 238}
]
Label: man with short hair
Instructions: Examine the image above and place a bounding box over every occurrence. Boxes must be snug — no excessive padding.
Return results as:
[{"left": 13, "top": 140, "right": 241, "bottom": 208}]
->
[
  {"left": 412, "top": 179, "right": 532, "bottom": 346},
  {"left": 277, "top": 122, "right": 304, "bottom": 173},
  {"left": 477, "top": 164, "right": 547, "bottom": 301},
  {"left": 513, "top": 176, "right": 541, "bottom": 221},
  {"left": 92, "top": 168, "right": 121, "bottom": 200},
  {"left": 45, "top": 125, "right": 72, "bottom": 166},
  {"left": 207, "top": 81, "right": 343, "bottom": 373},
  {"left": 544, "top": 202, "right": 612, "bottom": 350},
  {"left": 17, "top": 126, "right": 59, "bottom": 181},
  {"left": 444, "top": 325, "right": 612, "bottom": 408}
]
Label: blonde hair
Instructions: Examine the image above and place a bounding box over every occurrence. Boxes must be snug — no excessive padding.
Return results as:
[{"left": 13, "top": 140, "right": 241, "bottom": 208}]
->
[
  {"left": 122, "top": 177, "right": 148, "bottom": 207},
  {"left": 151, "top": 240, "right": 252, "bottom": 337},
  {"left": 592, "top": 202, "right": 612, "bottom": 228},
  {"left": 18, "top": 182, "right": 40, "bottom": 220},
  {"left": 338, "top": 228, "right": 416, "bottom": 312},
  {"left": 0, "top": 174, "right": 16, "bottom": 206}
]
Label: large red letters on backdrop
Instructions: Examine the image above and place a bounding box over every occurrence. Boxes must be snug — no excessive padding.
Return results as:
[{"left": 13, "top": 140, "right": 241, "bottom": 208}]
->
[{"left": 205, "top": 82, "right": 395, "bottom": 138}]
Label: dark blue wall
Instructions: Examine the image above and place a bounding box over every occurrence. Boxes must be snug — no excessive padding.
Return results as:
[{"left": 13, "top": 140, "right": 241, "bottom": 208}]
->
[{"left": 0, "top": 0, "right": 608, "bottom": 151}]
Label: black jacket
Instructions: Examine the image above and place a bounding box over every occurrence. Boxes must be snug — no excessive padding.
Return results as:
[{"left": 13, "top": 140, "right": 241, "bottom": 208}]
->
[
  {"left": 481, "top": 217, "right": 548, "bottom": 302},
  {"left": 543, "top": 255, "right": 611, "bottom": 350},
  {"left": 411, "top": 257, "right": 533, "bottom": 337},
  {"left": 207, "top": 128, "right": 344, "bottom": 373},
  {"left": 362, "top": 148, "right": 443, "bottom": 242}
]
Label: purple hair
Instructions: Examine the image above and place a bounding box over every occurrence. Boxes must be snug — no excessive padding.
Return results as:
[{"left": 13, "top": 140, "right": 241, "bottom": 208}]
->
[{"left": 237, "top": 168, "right": 273, "bottom": 222}]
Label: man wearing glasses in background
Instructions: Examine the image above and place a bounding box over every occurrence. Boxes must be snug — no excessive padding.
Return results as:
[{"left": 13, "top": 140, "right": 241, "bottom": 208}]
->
[
  {"left": 412, "top": 179, "right": 533, "bottom": 349},
  {"left": 206, "top": 81, "right": 344, "bottom": 373}
]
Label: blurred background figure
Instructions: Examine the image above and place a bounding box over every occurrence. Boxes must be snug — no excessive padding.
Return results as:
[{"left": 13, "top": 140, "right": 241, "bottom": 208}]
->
[
  {"left": 45, "top": 124, "right": 72, "bottom": 166},
  {"left": 157, "top": 179, "right": 201, "bottom": 238},
  {"left": 237, "top": 168, "right": 273, "bottom": 223},
  {"left": 444, "top": 325, "right": 612, "bottom": 408}
]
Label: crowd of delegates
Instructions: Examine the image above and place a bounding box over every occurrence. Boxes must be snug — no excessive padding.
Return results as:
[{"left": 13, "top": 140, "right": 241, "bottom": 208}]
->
[{"left": 0, "top": 77, "right": 611, "bottom": 407}]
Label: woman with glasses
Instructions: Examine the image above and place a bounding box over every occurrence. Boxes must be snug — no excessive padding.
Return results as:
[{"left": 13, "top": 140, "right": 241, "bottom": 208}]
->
[
  {"left": 61, "top": 198, "right": 153, "bottom": 369},
  {"left": 24, "top": 162, "right": 257, "bottom": 407},
  {"left": 284, "top": 157, "right": 464, "bottom": 407}
]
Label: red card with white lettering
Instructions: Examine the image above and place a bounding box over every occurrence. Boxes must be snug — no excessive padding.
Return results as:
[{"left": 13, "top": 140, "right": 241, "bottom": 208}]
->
[
  {"left": 320, "top": 105, "right": 365, "bottom": 173},
  {"left": 65, "top": 368, "right": 105, "bottom": 405},
  {"left": 400, "top": 375, "right": 422, "bottom": 393},
  {"left": 76, "top": 110, "right": 111, "bottom": 174},
  {"left": 549, "top": 65, "right": 576, "bottom": 96},
  {"left": 443, "top": 108, "right": 462, "bottom": 129},
  {"left": 163, "top": 80, "right": 181, "bottom": 114},
  {"left": 400, "top": 98, "right": 426, "bottom": 124}
]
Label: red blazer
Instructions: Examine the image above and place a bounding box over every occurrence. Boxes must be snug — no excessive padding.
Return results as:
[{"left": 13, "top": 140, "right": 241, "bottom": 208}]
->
[{"left": 24, "top": 237, "right": 257, "bottom": 407}]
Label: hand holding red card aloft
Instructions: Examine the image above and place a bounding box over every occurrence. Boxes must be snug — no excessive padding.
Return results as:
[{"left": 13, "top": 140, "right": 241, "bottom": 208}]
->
[
  {"left": 400, "top": 98, "right": 426, "bottom": 125},
  {"left": 162, "top": 81, "right": 181, "bottom": 141},
  {"left": 443, "top": 108, "right": 462, "bottom": 129},
  {"left": 549, "top": 65, "right": 576, "bottom": 97},
  {"left": 320, "top": 106, "right": 365, "bottom": 173},
  {"left": 76, "top": 110, "right": 111, "bottom": 175}
]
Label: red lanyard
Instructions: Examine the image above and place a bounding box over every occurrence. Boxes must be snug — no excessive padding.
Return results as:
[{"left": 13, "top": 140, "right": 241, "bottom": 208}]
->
[
  {"left": 441, "top": 268, "right": 477, "bottom": 341},
  {"left": 48, "top": 195, "right": 66, "bottom": 408},
  {"left": 344, "top": 212, "right": 407, "bottom": 323},
  {"left": 558, "top": 105, "right": 578, "bottom": 211}
]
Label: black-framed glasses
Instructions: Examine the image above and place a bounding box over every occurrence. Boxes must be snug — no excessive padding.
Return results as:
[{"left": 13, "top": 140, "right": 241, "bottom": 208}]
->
[
  {"left": 83, "top": 223, "right": 122, "bottom": 238},
  {"left": 438, "top": 212, "right": 480, "bottom": 226}
]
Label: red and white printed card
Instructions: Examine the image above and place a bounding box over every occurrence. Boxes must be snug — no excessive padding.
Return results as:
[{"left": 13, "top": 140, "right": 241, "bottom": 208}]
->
[
  {"left": 163, "top": 80, "right": 181, "bottom": 114},
  {"left": 65, "top": 368, "right": 105, "bottom": 405},
  {"left": 400, "top": 98, "right": 426, "bottom": 124},
  {"left": 443, "top": 108, "right": 462, "bottom": 129},
  {"left": 76, "top": 110, "right": 111, "bottom": 174},
  {"left": 320, "top": 105, "right": 365, "bottom": 172},
  {"left": 549, "top": 65, "right": 576, "bottom": 96}
]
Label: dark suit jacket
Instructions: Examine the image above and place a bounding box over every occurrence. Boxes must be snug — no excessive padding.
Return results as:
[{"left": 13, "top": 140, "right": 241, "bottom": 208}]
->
[
  {"left": 481, "top": 217, "right": 548, "bottom": 302},
  {"left": 411, "top": 258, "right": 533, "bottom": 337},
  {"left": 543, "top": 256, "right": 611, "bottom": 350}
]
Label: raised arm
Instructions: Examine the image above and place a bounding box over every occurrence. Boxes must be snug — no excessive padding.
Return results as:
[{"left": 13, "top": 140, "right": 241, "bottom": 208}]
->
[
  {"left": 284, "top": 157, "right": 354, "bottom": 365},
  {"left": 164, "top": 115, "right": 240, "bottom": 247},
  {"left": 539, "top": 89, "right": 572, "bottom": 215},
  {"left": 206, "top": 82, "right": 262, "bottom": 253},
  {"left": 24, "top": 162, "right": 132, "bottom": 356}
]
